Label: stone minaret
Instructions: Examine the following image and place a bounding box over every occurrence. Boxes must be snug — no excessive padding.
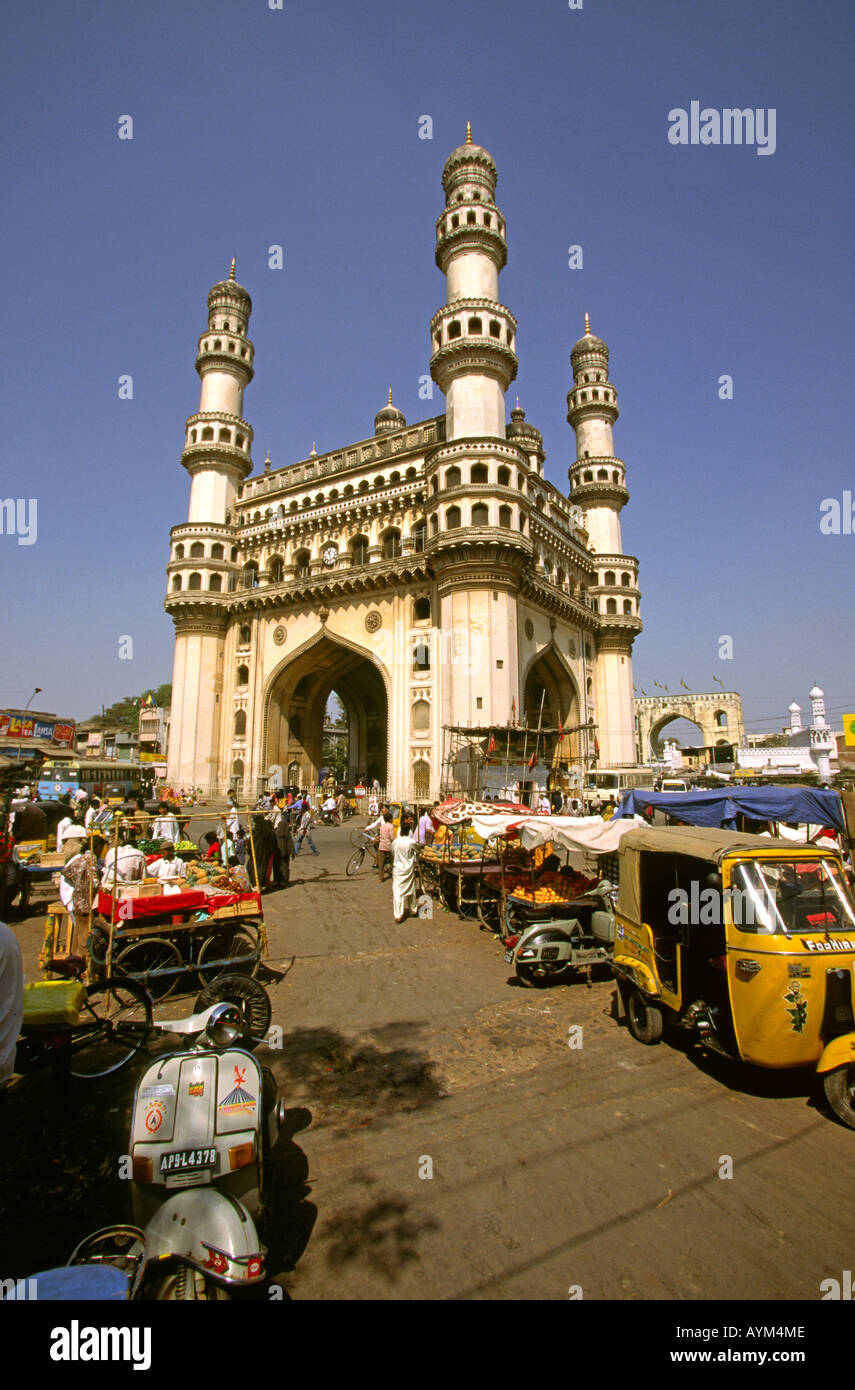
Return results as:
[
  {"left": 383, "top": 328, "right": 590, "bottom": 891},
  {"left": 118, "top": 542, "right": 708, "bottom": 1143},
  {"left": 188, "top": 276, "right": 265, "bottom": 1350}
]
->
[
  {"left": 165, "top": 262, "right": 255, "bottom": 793},
  {"left": 567, "top": 317, "right": 641, "bottom": 765},
  {"left": 429, "top": 122, "right": 518, "bottom": 439},
  {"left": 809, "top": 684, "right": 835, "bottom": 782},
  {"left": 425, "top": 128, "right": 531, "bottom": 731}
]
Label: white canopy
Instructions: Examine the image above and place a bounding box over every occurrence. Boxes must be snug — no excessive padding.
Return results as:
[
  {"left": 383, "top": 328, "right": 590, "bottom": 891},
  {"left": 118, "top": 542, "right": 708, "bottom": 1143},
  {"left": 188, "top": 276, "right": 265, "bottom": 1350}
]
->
[{"left": 468, "top": 813, "right": 646, "bottom": 853}]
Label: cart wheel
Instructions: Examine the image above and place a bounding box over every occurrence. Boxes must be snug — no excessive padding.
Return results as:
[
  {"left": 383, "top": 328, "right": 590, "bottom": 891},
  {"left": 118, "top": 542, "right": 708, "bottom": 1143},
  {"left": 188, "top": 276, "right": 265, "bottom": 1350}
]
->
[
  {"left": 823, "top": 1065, "right": 855, "bottom": 1129},
  {"left": 196, "top": 926, "right": 258, "bottom": 985},
  {"left": 114, "top": 938, "right": 184, "bottom": 1001},
  {"left": 193, "top": 972, "right": 272, "bottom": 1046},
  {"left": 67, "top": 978, "right": 153, "bottom": 1079},
  {"left": 625, "top": 988, "right": 664, "bottom": 1045},
  {"left": 345, "top": 848, "right": 366, "bottom": 877}
]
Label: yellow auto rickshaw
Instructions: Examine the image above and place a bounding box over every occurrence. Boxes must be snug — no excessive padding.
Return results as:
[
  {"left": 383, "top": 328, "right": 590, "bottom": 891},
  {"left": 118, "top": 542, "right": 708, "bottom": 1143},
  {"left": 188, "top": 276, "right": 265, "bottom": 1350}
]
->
[{"left": 611, "top": 826, "right": 855, "bottom": 1128}]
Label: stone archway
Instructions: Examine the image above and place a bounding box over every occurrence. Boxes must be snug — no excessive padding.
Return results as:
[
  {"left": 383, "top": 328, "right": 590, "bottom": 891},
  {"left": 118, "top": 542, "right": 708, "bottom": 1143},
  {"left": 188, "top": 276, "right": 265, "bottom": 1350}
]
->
[
  {"left": 633, "top": 691, "right": 744, "bottom": 762},
  {"left": 521, "top": 645, "right": 582, "bottom": 762},
  {"left": 265, "top": 632, "right": 389, "bottom": 786}
]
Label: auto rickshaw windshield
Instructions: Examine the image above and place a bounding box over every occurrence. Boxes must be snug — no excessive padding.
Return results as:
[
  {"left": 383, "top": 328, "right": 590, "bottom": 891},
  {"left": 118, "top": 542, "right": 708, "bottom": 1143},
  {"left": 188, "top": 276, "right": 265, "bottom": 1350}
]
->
[{"left": 729, "top": 858, "right": 855, "bottom": 935}]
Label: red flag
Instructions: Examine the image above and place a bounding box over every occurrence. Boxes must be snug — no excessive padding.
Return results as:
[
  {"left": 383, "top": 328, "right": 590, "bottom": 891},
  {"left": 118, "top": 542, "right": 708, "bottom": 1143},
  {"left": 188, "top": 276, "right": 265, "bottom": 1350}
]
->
[
  {"left": 528, "top": 751, "right": 537, "bottom": 769},
  {"left": 487, "top": 735, "right": 495, "bottom": 753},
  {"left": 558, "top": 719, "right": 564, "bottom": 738},
  {"left": 511, "top": 698, "right": 516, "bottom": 725},
  {"left": 594, "top": 736, "right": 600, "bottom": 757}
]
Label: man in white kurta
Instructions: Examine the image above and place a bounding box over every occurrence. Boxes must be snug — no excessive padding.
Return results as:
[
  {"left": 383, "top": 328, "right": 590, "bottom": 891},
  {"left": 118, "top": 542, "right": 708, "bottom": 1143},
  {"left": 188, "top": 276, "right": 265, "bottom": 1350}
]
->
[{"left": 391, "top": 830, "right": 419, "bottom": 923}]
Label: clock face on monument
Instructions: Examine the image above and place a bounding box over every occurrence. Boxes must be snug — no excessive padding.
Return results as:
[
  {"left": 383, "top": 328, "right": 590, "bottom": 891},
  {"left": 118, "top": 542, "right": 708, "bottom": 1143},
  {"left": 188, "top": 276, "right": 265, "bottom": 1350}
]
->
[{"left": 322, "top": 546, "right": 337, "bottom": 567}]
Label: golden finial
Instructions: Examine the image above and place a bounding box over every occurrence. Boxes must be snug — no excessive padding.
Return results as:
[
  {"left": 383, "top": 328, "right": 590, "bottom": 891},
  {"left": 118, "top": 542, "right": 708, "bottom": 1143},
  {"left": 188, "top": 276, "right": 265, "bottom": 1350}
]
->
[
  {"left": 515, "top": 396, "right": 520, "bottom": 408},
  {"left": 229, "top": 258, "right": 236, "bottom": 281},
  {"left": 264, "top": 449, "right": 271, "bottom": 471},
  {"left": 309, "top": 441, "right": 317, "bottom": 457},
  {"left": 584, "top": 312, "right": 591, "bottom": 335},
  {"left": 465, "top": 121, "right": 472, "bottom": 145},
  {"left": 388, "top": 386, "right": 393, "bottom": 406}
]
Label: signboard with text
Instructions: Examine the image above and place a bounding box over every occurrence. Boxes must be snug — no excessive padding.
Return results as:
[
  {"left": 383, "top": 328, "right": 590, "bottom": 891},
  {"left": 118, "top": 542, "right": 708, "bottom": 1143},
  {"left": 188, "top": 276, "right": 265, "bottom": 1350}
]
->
[{"left": 0, "top": 713, "right": 75, "bottom": 747}]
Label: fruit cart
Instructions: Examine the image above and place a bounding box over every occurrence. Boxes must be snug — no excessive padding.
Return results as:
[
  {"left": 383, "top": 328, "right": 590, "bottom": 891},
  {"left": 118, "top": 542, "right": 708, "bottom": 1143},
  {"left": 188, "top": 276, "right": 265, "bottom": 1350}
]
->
[
  {"left": 418, "top": 799, "right": 530, "bottom": 922},
  {"left": 39, "top": 809, "right": 268, "bottom": 1003}
]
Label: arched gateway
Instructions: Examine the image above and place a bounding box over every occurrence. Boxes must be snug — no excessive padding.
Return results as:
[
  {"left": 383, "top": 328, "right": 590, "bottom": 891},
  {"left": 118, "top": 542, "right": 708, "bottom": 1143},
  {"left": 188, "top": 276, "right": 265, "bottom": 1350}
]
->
[{"left": 264, "top": 632, "right": 388, "bottom": 788}]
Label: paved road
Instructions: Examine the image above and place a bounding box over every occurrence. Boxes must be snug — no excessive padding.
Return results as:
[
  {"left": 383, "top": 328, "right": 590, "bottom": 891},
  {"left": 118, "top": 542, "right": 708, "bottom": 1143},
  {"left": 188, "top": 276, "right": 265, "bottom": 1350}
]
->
[{"left": 4, "top": 815, "right": 853, "bottom": 1299}]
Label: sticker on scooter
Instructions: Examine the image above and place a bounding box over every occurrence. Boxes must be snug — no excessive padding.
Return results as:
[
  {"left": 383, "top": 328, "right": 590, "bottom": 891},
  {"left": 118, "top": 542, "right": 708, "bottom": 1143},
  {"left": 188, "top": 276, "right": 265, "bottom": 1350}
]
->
[
  {"left": 218, "top": 1064, "right": 257, "bottom": 1114},
  {"left": 144, "top": 1100, "right": 166, "bottom": 1133},
  {"left": 188, "top": 1081, "right": 204, "bottom": 1097},
  {"left": 784, "top": 979, "right": 808, "bottom": 1034},
  {"left": 141, "top": 1083, "right": 174, "bottom": 1098}
]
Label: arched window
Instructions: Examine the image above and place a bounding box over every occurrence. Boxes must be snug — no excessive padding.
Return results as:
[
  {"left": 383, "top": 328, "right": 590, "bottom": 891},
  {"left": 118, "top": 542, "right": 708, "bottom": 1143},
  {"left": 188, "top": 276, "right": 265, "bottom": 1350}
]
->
[
  {"left": 535, "top": 495, "right": 545, "bottom": 511},
  {"left": 172, "top": 575, "right": 182, "bottom": 591},
  {"left": 412, "top": 698, "right": 431, "bottom": 729},
  {"left": 231, "top": 759, "right": 244, "bottom": 779},
  {"left": 412, "top": 635, "right": 431, "bottom": 672},
  {"left": 606, "top": 598, "right": 617, "bottom": 614},
  {"left": 412, "top": 520, "right": 426, "bottom": 553},
  {"left": 238, "top": 625, "right": 251, "bottom": 646},
  {"left": 174, "top": 543, "right": 184, "bottom": 559},
  {"left": 201, "top": 426, "right": 214, "bottom": 441},
  {"left": 446, "top": 466, "right": 461, "bottom": 489},
  {"left": 234, "top": 709, "right": 246, "bottom": 737},
  {"left": 211, "top": 543, "right": 224, "bottom": 560},
  {"left": 497, "top": 467, "right": 510, "bottom": 487},
  {"left": 605, "top": 571, "right": 616, "bottom": 585},
  {"left": 471, "top": 463, "right": 488, "bottom": 484},
  {"left": 471, "top": 502, "right": 489, "bottom": 527},
  {"left": 430, "top": 514, "right": 439, "bottom": 535},
  {"left": 413, "top": 760, "right": 430, "bottom": 799},
  {"left": 499, "top": 505, "right": 512, "bottom": 528},
  {"left": 236, "top": 665, "right": 249, "bottom": 686},
  {"left": 448, "top": 320, "right": 462, "bottom": 339},
  {"left": 351, "top": 535, "right": 369, "bottom": 565},
  {"left": 446, "top": 505, "right": 461, "bottom": 529},
  {"left": 390, "top": 471, "right": 401, "bottom": 485},
  {"left": 268, "top": 555, "right": 284, "bottom": 584},
  {"left": 241, "top": 563, "right": 258, "bottom": 590},
  {"left": 716, "top": 711, "right": 729, "bottom": 728},
  {"left": 621, "top": 573, "right": 630, "bottom": 586},
  {"left": 294, "top": 550, "right": 310, "bottom": 578},
  {"left": 414, "top": 596, "right": 431, "bottom": 622},
  {"left": 382, "top": 528, "right": 401, "bottom": 559},
  {"left": 208, "top": 574, "right": 222, "bottom": 592},
  {"left": 188, "top": 572, "right": 202, "bottom": 590},
  {"left": 190, "top": 541, "right": 204, "bottom": 558},
  {"left": 468, "top": 317, "right": 483, "bottom": 335},
  {"left": 430, "top": 476, "right": 439, "bottom": 494},
  {"left": 231, "top": 548, "right": 238, "bottom": 562}
]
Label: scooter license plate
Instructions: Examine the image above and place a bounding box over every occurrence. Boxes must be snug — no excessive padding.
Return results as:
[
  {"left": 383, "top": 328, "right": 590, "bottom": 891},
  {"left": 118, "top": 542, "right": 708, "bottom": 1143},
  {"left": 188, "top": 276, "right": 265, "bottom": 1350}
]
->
[
  {"left": 160, "top": 1147, "right": 217, "bottom": 1174},
  {"left": 504, "top": 949, "right": 514, "bottom": 963}
]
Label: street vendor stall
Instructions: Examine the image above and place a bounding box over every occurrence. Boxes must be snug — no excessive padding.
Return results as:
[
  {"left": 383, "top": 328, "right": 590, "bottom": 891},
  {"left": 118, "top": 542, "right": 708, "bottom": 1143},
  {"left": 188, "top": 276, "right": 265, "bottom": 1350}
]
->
[
  {"left": 474, "top": 813, "right": 644, "bottom": 937},
  {"left": 417, "top": 799, "right": 530, "bottom": 919},
  {"left": 38, "top": 809, "right": 267, "bottom": 1002}
]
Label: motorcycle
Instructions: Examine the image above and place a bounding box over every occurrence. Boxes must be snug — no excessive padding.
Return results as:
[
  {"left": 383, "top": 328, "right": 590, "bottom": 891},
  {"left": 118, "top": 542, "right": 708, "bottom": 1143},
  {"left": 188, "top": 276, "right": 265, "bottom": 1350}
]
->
[
  {"left": 503, "top": 880, "right": 617, "bottom": 988},
  {"left": 40, "top": 974, "right": 283, "bottom": 1299},
  {"left": 319, "top": 806, "right": 340, "bottom": 826}
]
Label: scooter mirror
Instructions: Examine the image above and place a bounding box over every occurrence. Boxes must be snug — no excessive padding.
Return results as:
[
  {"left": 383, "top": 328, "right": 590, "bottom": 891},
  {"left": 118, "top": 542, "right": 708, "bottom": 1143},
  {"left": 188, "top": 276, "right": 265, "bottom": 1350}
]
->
[{"left": 206, "top": 1002, "right": 243, "bottom": 1047}]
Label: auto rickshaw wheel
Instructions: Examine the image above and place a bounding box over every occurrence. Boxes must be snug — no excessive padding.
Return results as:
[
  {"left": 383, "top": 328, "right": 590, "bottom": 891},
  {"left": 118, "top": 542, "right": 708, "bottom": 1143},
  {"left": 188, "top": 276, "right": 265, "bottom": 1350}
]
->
[
  {"left": 626, "top": 987, "right": 664, "bottom": 1045},
  {"left": 822, "top": 1065, "right": 855, "bottom": 1129}
]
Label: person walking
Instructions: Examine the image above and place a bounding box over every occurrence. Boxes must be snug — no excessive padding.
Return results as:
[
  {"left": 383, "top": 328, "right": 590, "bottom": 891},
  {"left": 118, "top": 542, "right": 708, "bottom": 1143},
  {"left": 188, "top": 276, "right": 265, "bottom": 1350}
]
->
[
  {"left": 391, "top": 824, "right": 419, "bottom": 923},
  {"left": 151, "top": 801, "right": 180, "bottom": 844},
  {"left": 413, "top": 805, "right": 434, "bottom": 847},
  {"left": 376, "top": 812, "right": 395, "bottom": 882},
  {"left": 294, "top": 804, "right": 320, "bottom": 857}
]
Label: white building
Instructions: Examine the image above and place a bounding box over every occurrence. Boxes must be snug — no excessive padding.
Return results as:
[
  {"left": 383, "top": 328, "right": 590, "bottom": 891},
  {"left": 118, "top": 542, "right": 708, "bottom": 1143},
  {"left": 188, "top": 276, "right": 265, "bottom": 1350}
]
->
[
  {"left": 737, "top": 685, "right": 837, "bottom": 780},
  {"left": 164, "top": 129, "right": 642, "bottom": 799}
]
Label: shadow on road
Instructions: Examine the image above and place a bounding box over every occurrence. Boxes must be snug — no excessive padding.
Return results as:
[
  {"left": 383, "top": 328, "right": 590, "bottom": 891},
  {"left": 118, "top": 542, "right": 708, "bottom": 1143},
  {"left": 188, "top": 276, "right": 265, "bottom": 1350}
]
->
[
  {"left": 319, "top": 1190, "right": 440, "bottom": 1283},
  {"left": 269, "top": 1022, "right": 446, "bottom": 1136}
]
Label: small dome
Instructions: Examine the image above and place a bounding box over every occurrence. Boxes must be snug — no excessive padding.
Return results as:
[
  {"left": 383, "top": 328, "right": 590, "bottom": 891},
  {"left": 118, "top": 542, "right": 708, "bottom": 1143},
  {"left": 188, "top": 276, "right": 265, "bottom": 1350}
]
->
[
  {"left": 570, "top": 313, "right": 608, "bottom": 363},
  {"left": 374, "top": 388, "right": 406, "bottom": 434},
  {"left": 442, "top": 124, "right": 498, "bottom": 197},
  {"left": 788, "top": 701, "right": 801, "bottom": 712},
  {"left": 507, "top": 400, "right": 543, "bottom": 448},
  {"left": 809, "top": 685, "right": 824, "bottom": 699}
]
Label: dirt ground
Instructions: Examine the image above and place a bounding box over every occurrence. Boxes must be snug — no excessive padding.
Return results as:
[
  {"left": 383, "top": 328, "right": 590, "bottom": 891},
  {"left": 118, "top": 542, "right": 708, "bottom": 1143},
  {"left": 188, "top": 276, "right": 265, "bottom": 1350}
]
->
[{"left": 3, "top": 817, "right": 853, "bottom": 1300}]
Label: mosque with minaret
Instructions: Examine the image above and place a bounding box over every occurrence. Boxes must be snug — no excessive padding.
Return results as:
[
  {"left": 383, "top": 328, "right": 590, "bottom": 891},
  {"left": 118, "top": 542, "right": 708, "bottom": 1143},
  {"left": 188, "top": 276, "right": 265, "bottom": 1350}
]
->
[{"left": 164, "top": 126, "right": 642, "bottom": 798}]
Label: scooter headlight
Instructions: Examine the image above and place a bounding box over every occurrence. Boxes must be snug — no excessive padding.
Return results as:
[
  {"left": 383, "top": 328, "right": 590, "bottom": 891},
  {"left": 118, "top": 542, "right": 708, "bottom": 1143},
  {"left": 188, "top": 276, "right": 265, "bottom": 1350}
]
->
[{"left": 207, "top": 1002, "right": 243, "bottom": 1046}]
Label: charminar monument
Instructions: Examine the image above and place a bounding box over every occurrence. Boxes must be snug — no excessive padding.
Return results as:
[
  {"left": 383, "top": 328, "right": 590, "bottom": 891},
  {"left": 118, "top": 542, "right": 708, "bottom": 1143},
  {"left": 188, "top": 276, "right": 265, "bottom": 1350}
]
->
[{"left": 164, "top": 127, "right": 642, "bottom": 799}]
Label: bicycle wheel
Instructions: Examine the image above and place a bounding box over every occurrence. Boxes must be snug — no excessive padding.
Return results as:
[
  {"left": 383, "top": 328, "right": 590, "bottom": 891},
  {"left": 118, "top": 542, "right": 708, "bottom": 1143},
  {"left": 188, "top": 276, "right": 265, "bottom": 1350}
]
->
[
  {"left": 345, "top": 848, "right": 366, "bottom": 877},
  {"left": 195, "top": 926, "right": 258, "bottom": 985},
  {"left": 68, "top": 977, "right": 153, "bottom": 1079},
  {"left": 114, "top": 937, "right": 184, "bottom": 1001}
]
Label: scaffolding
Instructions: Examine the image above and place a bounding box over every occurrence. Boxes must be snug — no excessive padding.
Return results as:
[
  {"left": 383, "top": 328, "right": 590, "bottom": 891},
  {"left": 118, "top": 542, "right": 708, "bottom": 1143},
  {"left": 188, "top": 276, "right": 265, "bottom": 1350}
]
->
[{"left": 440, "top": 717, "right": 596, "bottom": 806}]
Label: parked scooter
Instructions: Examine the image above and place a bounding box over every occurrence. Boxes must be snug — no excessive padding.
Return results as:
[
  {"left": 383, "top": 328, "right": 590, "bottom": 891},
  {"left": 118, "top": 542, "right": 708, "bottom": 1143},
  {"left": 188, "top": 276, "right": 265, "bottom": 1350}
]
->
[
  {"left": 503, "top": 880, "right": 617, "bottom": 988},
  {"left": 60, "top": 974, "right": 283, "bottom": 1299}
]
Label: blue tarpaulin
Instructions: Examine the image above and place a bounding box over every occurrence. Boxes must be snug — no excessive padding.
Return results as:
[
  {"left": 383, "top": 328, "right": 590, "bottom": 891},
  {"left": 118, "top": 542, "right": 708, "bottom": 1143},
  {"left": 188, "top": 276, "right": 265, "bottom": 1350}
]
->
[{"left": 616, "top": 786, "right": 844, "bottom": 832}]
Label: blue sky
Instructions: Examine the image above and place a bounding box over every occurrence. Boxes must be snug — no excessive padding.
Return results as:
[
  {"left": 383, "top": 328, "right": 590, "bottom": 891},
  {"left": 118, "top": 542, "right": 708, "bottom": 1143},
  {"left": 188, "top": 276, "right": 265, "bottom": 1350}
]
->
[{"left": 1, "top": 0, "right": 852, "bottom": 739}]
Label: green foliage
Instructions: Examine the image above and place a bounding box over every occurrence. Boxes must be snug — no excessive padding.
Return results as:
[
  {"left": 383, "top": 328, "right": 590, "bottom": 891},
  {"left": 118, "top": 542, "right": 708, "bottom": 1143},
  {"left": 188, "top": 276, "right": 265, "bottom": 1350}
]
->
[{"left": 87, "top": 685, "right": 172, "bottom": 731}]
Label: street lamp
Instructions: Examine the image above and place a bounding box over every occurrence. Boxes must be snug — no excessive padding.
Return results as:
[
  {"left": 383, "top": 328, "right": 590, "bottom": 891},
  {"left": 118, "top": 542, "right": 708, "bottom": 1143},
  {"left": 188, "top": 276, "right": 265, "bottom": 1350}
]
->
[{"left": 24, "top": 687, "right": 42, "bottom": 710}]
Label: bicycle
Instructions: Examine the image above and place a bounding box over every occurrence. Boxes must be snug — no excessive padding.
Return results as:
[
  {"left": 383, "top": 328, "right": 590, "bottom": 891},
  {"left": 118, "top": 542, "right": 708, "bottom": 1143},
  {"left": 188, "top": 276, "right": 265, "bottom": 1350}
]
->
[{"left": 346, "top": 828, "right": 379, "bottom": 876}]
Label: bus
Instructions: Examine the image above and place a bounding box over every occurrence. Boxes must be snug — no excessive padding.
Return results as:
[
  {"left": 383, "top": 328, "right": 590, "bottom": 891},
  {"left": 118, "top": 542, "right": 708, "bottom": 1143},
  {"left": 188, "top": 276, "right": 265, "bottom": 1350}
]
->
[
  {"left": 584, "top": 767, "right": 659, "bottom": 797},
  {"left": 38, "top": 759, "right": 144, "bottom": 804}
]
